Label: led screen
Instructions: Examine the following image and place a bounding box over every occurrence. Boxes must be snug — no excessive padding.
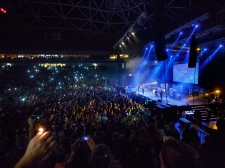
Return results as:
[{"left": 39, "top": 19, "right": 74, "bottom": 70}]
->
[{"left": 173, "top": 62, "right": 199, "bottom": 84}]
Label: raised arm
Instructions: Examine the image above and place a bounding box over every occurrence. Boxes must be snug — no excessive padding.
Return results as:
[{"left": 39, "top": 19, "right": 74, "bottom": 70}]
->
[{"left": 14, "top": 131, "right": 56, "bottom": 168}]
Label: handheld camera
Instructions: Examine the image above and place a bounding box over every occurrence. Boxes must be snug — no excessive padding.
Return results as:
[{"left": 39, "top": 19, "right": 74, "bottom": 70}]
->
[{"left": 81, "top": 136, "right": 88, "bottom": 141}]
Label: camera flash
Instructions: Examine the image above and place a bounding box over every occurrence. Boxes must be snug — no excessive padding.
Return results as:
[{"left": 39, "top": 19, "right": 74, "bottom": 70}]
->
[{"left": 39, "top": 128, "right": 44, "bottom": 133}]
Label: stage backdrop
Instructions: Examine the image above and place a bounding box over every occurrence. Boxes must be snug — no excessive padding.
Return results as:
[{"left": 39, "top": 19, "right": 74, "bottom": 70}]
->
[{"left": 173, "top": 62, "right": 199, "bottom": 84}]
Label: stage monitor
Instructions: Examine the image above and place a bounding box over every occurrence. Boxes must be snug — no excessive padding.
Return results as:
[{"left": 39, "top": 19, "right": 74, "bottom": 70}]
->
[{"left": 173, "top": 62, "right": 199, "bottom": 84}]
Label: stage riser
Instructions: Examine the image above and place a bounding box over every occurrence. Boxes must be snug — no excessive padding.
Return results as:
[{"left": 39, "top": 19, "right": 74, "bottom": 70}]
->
[{"left": 191, "top": 105, "right": 218, "bottom": 124}]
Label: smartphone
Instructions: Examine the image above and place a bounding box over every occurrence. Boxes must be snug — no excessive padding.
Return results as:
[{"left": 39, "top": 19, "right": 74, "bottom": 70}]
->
[
  {"left": 38, "top": 127, "right": 45, "bottom": 133},
  {"left": 81, "top": 136, "right": 88, "bottom": 141}
]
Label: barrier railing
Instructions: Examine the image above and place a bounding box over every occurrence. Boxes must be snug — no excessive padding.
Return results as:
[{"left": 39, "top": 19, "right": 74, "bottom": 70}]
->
[{"left": 192, "top": 124, "right": 209, "bottom": 144}]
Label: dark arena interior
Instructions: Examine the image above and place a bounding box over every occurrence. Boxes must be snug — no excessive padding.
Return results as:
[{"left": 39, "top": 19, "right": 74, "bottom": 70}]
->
[{"left": 1, "top": 0, "right": 225, "bottom": 168}]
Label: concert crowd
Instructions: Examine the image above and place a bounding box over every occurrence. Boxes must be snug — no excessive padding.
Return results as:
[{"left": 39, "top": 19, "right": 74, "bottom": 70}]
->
[{"left": 0, "top": 65, "right": 224, "bottom": 168}]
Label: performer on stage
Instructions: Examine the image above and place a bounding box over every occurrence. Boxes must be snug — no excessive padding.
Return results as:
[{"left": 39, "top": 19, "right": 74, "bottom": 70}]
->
[
  {"left": 155, "top": 87, "right": 158, "bottom": 97},
  {"left": 160, "top": 88, "right": 163, "bottom": 100},
  {"left": 137, "top": 84, "right": 140, "bottom": 92},
  {"left": 141, "top": 84, "right": 144, "bottom": 94},
  {"left": 125, "top": 86, "right": 128, "bottom": 95}
]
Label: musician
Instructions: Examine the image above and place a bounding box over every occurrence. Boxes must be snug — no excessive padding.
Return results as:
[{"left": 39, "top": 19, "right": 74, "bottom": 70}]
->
[
  {"left": 155, "top": 87, "right": 158, "bottom": 97},
  {"left": 141, "top": 84, "right": 144, "bottom": 94},
  {"left": 137, "top": 84, "right": 140, "bottom": 92},
  {"left": 160, "top": 88, "right": 163, "bottom": 100},
  {"left": 125, "top": 86, "right": 128, "bottom": 95}
]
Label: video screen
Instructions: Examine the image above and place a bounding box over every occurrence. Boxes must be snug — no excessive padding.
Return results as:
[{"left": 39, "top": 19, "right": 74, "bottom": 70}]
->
[{"left": 173, "top": 62, "right": 199, "bottom": 84}]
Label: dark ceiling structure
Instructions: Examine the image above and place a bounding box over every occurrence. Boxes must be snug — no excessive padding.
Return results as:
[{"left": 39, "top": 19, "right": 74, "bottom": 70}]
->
[{"left": 0, "top": 0, "right": 224, "bottom": 53}]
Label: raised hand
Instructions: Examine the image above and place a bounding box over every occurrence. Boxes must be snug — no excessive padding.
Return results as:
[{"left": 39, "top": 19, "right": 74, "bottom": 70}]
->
[
  {"left": 14, "top": 131, "right": 56, "bottom": 168},
  {"left": 86, "top": 135, "right": 96, "bottom": 151}
]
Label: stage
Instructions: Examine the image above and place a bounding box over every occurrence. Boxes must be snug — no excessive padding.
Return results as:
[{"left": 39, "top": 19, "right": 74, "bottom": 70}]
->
[{"left": 131, "top": 88, "right": 207, "bottom": 106}]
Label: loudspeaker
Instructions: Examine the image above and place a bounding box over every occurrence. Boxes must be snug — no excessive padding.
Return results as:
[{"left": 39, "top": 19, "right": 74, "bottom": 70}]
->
[
  {"left": 188, "top": 35, "right": 198, "bottom": 67},
  {"left": 153, "top": 0, "right": 168, "bottom": 61}
]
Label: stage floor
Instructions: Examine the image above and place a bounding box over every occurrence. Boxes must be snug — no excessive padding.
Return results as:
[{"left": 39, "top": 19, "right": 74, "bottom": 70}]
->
[{"left": 131, "top": 88, "right": 207, "bottom": 106}]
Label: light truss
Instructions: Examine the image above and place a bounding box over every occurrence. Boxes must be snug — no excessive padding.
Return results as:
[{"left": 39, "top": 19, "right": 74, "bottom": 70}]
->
[
  {"left": 113, "top": 12, "right": 147, "bottom": 49},
  {"left": 195, "top": 25, "right": 223, "bottom": 38},
  {"left": 167, "top": 25, "right": 224, "bottom": 47},
  {"left": 165, "top": 13, "right": 210, "bottom": 39},
  {"left": 145, "top": 13, "right": 211, "bottom": 48},
  {"left": 199, "top": 37, "right": 225, "bottom": 47}
]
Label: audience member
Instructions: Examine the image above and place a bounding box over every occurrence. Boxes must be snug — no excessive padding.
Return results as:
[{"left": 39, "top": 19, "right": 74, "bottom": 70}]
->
[
  {"left": 165, "top": 122, "right": 180, "bottom": 140},
  {"left": 0, "top": 65, "right": 223, "bottom": 167},
  {"left": 14, "top": 131, "right": 56, "bottom": 168}
]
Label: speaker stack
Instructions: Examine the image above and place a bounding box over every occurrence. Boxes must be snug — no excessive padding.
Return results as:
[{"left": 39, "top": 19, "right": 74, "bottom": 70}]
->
[
  {"left": 153, "top": 0, "right": 168, "bottom": 61},
  {"left": 188, "top": 35, "right": 199, "bottom": 67}
]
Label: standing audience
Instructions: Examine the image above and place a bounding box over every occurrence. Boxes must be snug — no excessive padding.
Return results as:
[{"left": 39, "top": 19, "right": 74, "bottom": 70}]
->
[{"left": 0, "top": 65, "right": 223, "bottom": 167}]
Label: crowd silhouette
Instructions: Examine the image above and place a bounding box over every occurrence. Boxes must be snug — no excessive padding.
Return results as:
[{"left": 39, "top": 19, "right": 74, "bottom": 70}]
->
[{"left": 0, "top": 65, "right": 224, "bottom": 168}]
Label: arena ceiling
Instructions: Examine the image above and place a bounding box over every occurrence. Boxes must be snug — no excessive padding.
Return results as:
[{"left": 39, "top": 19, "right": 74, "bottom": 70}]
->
[{"left": 0, "top": 0, "right": 224, "bottom": 53}]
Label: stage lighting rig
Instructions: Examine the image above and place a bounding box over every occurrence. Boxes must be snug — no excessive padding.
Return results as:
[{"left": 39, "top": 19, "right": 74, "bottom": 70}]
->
[
  {"left": 199, "top": 37, "right": 225, "bottom": 47},
  {"left": 165, "top": 13, "right": 210, "bottom": 39},
  {"left": 145, "top": 13, "right": 210, "bottom": 50},
  {"left": 113, "top": 12, "right": 147, "bottom": 50},
  {"left": 166, "top": 25, "right": 224, "bottom": 48},
  {"left": 195, "top": 25, "right": 223, "bottom": 39}
]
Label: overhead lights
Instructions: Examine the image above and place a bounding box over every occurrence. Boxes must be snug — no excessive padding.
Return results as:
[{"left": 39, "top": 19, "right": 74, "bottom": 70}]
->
[{"left": 113, "top": 12, "right": 147, "bottom": 49}]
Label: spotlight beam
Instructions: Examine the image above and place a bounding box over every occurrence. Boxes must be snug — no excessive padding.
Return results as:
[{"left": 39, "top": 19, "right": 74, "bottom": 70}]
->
[
  {"left": 167, "top": 25, "right": 223, "bottom": 48},
  {"left": 142, "top": 48, "right": 148, "bottom": 59},
  {"left": 145, "top": 45, "right": 153, "bottom": 59},
  {"left": 201, "top": 46, "right": 221, "bottom": 67},
  {"left": 138, "top": 46, "right": 153, "bottom": 72},
  {"left": 172, "top": 26, "right": 198, "bottom": 57},
  {"left": 169, "top": 26, "right": 198, "bottom": 50},
  {"left": 145, "top": 13, "right": 210, "bottom": 49},
  {"left": 165, "top": 13, "right": 210, "bottom": 39},
  {"left": 171, "top": 33, "right": 182, "bottom": 48}
]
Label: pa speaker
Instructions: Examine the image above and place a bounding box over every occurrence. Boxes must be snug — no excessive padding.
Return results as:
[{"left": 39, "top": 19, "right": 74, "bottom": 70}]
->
[
  {"left": 188, "top": 36, "right": 198, "bottom": 68},
  {"left": 153, "top": 0, "right": 168, "bottom": 61}
]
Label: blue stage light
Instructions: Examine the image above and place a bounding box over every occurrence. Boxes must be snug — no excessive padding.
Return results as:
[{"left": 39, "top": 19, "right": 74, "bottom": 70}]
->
[
  {"left": 180, "top": 32, "right": 183, "bottom": 35},
  {"left": 151, "top": 45, "right": 153, "bottom": 47},
  {"left": 166, "top": 49, "right": 169, "bottom": 51},
  {"left": 146, "top": 48, "right": 148, "bottom": 50},
  {"left": 204, "top": 48, "right": 207, "bottom": 51},
  {"left": 201, "top": 45, "right": 221, "bottom": 68},
  {"left": 171, "top": 56, "right": 173, "bottom": 58},
  {"left": 195, "top": 25, "right": 199, "bottom": 28}
]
